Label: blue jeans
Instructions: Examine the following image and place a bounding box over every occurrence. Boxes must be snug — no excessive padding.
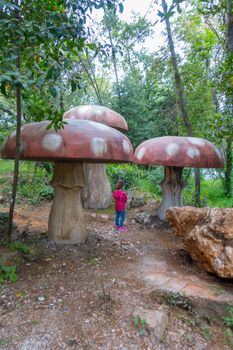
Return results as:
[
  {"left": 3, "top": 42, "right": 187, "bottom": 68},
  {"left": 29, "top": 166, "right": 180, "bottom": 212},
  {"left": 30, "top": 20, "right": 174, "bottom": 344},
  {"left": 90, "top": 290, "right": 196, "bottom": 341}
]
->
[{"left": 115, "top": 210, "right": 125, "bottom": 227}]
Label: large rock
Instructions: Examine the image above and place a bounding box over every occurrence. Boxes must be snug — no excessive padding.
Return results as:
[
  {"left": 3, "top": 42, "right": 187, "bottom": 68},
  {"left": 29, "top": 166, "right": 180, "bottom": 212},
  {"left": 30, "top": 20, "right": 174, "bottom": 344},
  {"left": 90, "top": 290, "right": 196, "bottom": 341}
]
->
[{"left": 166, "top": 207, "right": 233, "bottom": 278}]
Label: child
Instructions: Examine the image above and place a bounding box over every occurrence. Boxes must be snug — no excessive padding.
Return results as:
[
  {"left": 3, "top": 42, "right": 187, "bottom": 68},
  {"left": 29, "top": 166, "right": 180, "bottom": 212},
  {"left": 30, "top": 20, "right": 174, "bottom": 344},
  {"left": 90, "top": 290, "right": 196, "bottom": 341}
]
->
[{"left": 112, "top": 181, "right": 128, "bottom": 231}]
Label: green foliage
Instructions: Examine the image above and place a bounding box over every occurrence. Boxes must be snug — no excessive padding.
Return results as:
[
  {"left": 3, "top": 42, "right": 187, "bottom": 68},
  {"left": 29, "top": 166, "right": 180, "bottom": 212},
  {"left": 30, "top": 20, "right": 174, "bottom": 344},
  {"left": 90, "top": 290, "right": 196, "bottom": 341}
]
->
[
  {"left": 0, "top": 212, "right": 9, "bottom": 226},
  {"left": 133, "top": 316, "right": 147, "bottom": 336},
  {"left": 107, "top": 163, "right": 144, "bottom": 189},
  {"left": 0, "top": 264, "right": 17, "bottom": 285},
  {"left": 7, "top": 241, "right": 32, "bottom": 256},
  {"left": 223, "top": 306, "right": 233, "bottom": 347},
  {"left": 225, "top": 328, "right": 233, "bottom": 348},
  {"left": 183, "top": 177, "right": 233, "bottom": 208},
  {"left": 168, "top": 292, "right": 193, "bottom": 312},
  {"left": 0, "top": 0, "right": 123, "bottom": 128},
  {"left": 111, "top": 68, "right": 177, "bottom": 148},
  {"left": 107, "top": 163, "right": 163, "bottom": 198},
  {"left": 223, "top": 307, "right": 233, "bottom": 328},
  {"left": 17, "top": 181, "right": 54, "bottom": 205},
  {"left": 0, "top": 161, "right": 54, "bottom": 205}
]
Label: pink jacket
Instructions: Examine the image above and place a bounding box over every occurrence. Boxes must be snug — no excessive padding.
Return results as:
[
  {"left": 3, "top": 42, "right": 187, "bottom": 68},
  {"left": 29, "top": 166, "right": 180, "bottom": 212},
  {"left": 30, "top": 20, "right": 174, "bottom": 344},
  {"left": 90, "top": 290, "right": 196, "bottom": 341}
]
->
[{"left": 112, "top": 190, "right": 127, "bottom": 212}]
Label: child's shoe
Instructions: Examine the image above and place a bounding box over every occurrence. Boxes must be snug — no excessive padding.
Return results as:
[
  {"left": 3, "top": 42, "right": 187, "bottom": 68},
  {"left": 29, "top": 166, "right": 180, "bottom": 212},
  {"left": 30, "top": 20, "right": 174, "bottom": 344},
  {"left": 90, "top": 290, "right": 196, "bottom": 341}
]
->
[
  {"left": 119, "top": 226, "right": 127, "bottom": 231},
  {"left": 115, "top": 226, "right": 119, "bottom": 230}
]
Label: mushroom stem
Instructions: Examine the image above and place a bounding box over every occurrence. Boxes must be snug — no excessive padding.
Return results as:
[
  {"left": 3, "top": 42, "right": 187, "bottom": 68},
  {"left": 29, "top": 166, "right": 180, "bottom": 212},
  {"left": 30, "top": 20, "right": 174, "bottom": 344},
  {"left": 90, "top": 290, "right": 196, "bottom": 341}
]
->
[
  {"left": 158, "top": 166, "right": 185, "bottom": 221},
  {"left": 82, "top": 163, "right": 112, "bottom": 209},
  {"left": 48, "top": 162, "right": 86, "bottom": 244}
]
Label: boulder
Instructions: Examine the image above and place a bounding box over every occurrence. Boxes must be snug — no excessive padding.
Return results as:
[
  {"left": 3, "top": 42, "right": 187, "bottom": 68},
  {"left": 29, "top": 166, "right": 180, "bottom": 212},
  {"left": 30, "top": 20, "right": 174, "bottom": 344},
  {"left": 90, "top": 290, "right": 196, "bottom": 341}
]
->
[{"left": 166, "top": 207, "right": 233, "bottom": 278}]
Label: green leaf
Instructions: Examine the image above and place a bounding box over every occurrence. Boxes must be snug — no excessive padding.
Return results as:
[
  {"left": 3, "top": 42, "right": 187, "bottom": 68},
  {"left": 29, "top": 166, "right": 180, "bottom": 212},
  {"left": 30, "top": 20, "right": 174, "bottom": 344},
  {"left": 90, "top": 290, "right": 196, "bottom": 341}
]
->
[
  {"left": 53, "top": 68, "right": 61, "bottom": 81},
  {"left": 49, "top": 86, "right": 59, "bottom": 97},
  {"left": 157, "top": 10, "right": 164, "bottom": 18},
  {"left": 36, "top": 77, "right": 45, "bottom": 88},
  {"left": 46, "top": 66, "right": 55, "bottom": 80},
  {"left": 71, "top": 80, "right": 77, "bottom": 92},
  {"left": 64, "top": 58, "right": 70, "bottom": 69},
  {"left": 119, "top": 3, "right": 124, "bottom": 13},
  {"left": 0, "top": 82, "right": 7, "bottom": 96}
]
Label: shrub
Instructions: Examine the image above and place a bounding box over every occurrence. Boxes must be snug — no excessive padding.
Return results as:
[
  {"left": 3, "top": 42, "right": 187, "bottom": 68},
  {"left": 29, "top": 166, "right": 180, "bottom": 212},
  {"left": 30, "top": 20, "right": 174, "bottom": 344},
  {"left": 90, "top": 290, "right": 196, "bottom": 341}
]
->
[
  {"left": 107, "top": 164, "right": 144, "bottom": 189},
  {"left": 0, "top": 264, "right": 17, "bottom": 285}
]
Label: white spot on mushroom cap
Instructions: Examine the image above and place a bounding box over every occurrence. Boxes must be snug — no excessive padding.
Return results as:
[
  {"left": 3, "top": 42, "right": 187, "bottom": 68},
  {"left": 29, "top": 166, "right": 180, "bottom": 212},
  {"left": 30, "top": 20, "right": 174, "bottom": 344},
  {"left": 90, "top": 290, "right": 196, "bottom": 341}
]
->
[
  {"left": 92, "top": 137, "right": 108, "bottom": 157},
  {"left": 166, "top": 143, "right": 180, "bottom": 156},
  {"left": 94, "top": 107, "right": 104, "bottom": 116},
  {"left": 137, "top": 147, "right": 146, "bottom": 160},
  {"left": 187, "top": 137, "right": 205, "bottom": 147},
  {"left": 187, "top": 147, "right": 200, "bottom": 158},
  {"left": 42, "top": 134, "right": 63, "bottom": 151},
  {"left": 122, "top": 140, "right": 130, "bottom": 154},
  {"left": 78, "top": 105, "right": 92, "bottom": 114}
]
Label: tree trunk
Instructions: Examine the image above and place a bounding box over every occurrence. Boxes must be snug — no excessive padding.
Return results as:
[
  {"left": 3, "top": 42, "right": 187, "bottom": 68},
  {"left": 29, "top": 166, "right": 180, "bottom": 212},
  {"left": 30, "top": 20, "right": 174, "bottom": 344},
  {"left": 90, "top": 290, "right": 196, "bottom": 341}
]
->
[
  {"left": 226, "top": 0, "right": 233, "bottom": 53},
  {"left": 82, "top": 164, "right": 112, "bottom": 209},
  {"left": 7, "top": 0, "right": 22, "bottom": 239},
  {"left": 48, "top": 162, "right": 86, "bottom": 244},
  {"left": 161, "top": 0, "right": 200, "bottom": 206},
  {"left": 103, "top": 7, "right": 122, "bottom": 106},
  {"left": 77, "top": 53, "right": 103, "bottom": 104},
  {"left": 225, "top": 137, "right": 232, "bottom": 197},
  {"left": 158, "top": 166, "right": 185, "bottom": 221}
]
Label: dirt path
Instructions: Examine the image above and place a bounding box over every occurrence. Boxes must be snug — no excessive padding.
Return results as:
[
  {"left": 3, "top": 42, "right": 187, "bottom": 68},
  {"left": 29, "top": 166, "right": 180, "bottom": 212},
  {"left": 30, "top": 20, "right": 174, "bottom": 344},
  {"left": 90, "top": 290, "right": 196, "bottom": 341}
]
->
[{"left": 0, "top": 202, "right": 232, "bottom": 349}]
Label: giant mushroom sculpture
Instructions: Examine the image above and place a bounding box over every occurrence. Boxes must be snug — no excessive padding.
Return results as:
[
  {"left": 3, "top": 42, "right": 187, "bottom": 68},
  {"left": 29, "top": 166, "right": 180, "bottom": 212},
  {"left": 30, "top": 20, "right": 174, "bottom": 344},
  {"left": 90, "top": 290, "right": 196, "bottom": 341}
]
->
[
  {"left": 63, "top": 105, "right": 128, "bottom": 209},
  {"left": 134, "top": 136, "right": 224, "bottom": 221},
  {"left": 1, "top": 119, "right": 133, "bottom": 243}
]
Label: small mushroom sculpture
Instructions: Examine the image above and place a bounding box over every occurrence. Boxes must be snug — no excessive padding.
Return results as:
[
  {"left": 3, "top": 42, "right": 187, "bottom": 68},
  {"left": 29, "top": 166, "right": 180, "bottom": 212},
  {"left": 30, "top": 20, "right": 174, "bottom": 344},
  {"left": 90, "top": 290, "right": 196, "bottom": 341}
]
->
[
  {"left": 134, "top": 136, "right": 224, "bottom": 221},
  {"left": 1, "top": 119, "right": 133, "bottom": 243},
  {"left": 63, "top": 105, "right": 128, "bottom": 210}
]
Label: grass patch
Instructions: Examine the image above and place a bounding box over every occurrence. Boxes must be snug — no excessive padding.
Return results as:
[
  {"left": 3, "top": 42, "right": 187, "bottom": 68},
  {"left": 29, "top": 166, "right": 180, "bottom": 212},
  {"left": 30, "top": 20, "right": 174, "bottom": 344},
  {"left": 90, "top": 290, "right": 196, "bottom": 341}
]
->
[
  {"left": 0, "top": 159, "right": 29, "bottom": 175},
  {"left": 0, "top": 160, "right": 54, "bottom": 205},
  {"left": 183, "top": 178, "right": 232, "bottom": 208}
]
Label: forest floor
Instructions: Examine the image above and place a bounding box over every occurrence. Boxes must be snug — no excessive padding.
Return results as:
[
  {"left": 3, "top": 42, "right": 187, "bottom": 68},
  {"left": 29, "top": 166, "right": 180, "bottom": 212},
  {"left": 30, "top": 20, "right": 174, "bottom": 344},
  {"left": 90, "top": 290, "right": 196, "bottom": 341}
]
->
[{"left": 1, "top": 200, "right": 233, "bottom": 350}]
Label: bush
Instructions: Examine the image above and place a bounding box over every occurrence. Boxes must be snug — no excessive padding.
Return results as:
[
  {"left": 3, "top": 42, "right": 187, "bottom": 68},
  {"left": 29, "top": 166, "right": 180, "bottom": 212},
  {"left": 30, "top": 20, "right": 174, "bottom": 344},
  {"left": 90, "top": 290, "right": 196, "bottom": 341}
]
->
[
  {"left": 107, "top": 164, "right": 163, "bottom": 198},
  {"left": 107, "top": 164, "right": 144, "bottom": 190}
]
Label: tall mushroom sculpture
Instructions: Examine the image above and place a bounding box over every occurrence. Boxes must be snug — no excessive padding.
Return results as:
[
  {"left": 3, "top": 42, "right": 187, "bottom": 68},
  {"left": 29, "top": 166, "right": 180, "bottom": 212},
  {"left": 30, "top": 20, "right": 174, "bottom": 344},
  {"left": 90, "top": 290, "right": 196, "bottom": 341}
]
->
[
  {"left": 63, "top": 105, "right": 128, "bottom": 209},
  {"left": 134, "top": 136, "right": 224, "bottom": 221},
  {"left": 1, "top": 119, "right": 133, "bottom": 243}
]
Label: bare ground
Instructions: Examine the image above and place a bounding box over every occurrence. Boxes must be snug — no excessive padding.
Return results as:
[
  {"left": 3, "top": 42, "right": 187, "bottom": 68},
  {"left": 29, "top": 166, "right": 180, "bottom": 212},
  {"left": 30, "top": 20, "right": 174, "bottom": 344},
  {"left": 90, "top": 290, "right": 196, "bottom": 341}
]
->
[{"left": 0, "top": 201, "right": 232, "bottom": 350}]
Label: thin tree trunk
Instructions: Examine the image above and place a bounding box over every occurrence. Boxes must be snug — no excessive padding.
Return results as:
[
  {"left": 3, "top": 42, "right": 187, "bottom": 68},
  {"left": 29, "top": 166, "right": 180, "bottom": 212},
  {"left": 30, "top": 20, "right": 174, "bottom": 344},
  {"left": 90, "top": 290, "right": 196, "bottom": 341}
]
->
[
  {"left": 161, "top": 0, "right": 200, "bottom": 206},
  {"left": 85, "top": 52, "right": 103, "bottom": 104},
  {"left": 226, "top": 0, "right": 233, "bottom": 53},
  {"left": 103, "top": 7, "right": 122, "bottom": 106},
  {"left": 77, "top": 53, "right": 103, "bottom": 104},
  {"left": 8, "top": 0, "right": 22, "bottom": 238},
  {"left": 225, "top": 137, "right": 232, "bottom": 197},
  {"left": 60, "top": 93, "right": 64, "bottom": 111}
]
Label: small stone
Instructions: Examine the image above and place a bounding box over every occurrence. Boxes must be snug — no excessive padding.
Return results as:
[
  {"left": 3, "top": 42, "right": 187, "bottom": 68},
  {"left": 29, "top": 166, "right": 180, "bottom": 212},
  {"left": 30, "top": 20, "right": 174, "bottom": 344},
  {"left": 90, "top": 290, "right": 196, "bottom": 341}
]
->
[
  {"left": 37, "top": 296, "right": 45, "bottom": 302},
  {"left": 132, "top": 306, "right": 168, "bottom": 345}
]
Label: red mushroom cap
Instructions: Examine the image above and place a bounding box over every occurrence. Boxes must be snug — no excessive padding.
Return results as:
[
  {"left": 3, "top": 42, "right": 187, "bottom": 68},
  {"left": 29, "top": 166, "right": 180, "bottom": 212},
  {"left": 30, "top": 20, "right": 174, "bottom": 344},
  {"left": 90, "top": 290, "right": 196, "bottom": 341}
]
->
[
  {"left": 1, "top": 119, "right": 133, "bottom": 163},
  {"left": 63, "top": 105, "right": 128, "bottom": 132},
  {"left": 134, "top": 136, "right": 224, "bottom": 168}
]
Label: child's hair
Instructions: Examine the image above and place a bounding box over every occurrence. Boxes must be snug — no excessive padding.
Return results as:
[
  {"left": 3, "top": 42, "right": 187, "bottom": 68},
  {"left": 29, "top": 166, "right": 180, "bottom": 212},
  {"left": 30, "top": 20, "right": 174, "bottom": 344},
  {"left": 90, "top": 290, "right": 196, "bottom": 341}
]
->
[{"left": 116, "top": 181, "right": 123, "bottom": 190}]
